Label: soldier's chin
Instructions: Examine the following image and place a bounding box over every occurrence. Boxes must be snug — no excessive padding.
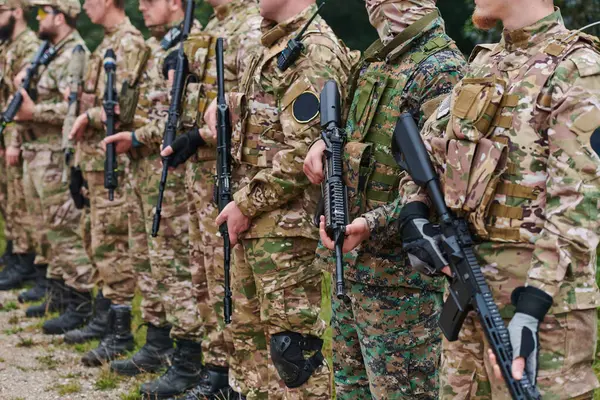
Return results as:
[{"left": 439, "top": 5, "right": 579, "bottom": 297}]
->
[{"left": 472, "top": 13, "right": 498, "bottom": 30}]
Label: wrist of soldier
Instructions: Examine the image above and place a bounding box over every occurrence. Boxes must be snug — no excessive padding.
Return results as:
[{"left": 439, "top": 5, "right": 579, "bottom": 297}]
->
[
  {"left": 511, "top": 286, "right": 553, "bottom": 321},
  {"left": 399, "top": 202, "right": 430, "bottom": 232},
  {"left": 131, "top": 131, "right": 142, "bottom": 148}
]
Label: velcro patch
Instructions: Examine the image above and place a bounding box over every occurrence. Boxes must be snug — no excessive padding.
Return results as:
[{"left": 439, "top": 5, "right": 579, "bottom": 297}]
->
[{"left": 292, "top": 91, "right": 320, "bottom": 124}]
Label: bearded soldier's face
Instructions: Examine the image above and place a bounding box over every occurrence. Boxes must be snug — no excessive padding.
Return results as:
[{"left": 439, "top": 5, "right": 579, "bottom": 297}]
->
[
  {"left": 37, "top": 6, "right": 59, "bottom": 42},
  {"left": 472, "top": 0, "right": 505, "bottom": 30},
  {"left": 259, "top": 0, "right": 287, "bottom": 21},
  {"left": 0, "top": 7, "right": 16, "bottom": 41},
  {"left": 139, "top": 0, "right": 172, "bottom": 28}
]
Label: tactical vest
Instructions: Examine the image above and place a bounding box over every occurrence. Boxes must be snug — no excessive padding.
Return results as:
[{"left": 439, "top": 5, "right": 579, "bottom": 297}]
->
[
  {"left": 436, "top": 32, "right": 600, "bottom": 243},
  {"left": 344, "top": 18, "right": 454, "bottom": 220}
]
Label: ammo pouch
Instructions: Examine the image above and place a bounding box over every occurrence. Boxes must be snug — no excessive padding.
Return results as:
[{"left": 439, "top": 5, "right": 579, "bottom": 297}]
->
[{"left": 118, "top": 80, "right": 139, "bottom": 125}]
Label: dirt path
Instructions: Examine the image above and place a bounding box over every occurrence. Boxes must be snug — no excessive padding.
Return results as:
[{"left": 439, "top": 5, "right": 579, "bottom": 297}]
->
[{"left": 0, "top": 289, "right": 150, "bottom": 400}]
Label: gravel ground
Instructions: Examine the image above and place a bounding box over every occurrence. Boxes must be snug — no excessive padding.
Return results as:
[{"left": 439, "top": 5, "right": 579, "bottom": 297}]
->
[{"left": 0, "top": 289, "right": 149, "bottom": 400}]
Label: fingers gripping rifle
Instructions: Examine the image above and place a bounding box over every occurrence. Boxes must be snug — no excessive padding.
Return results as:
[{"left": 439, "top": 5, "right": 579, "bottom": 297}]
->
[
  {"left": 215, "top": 38, "right": 233, "bottom": 324},
  {"left": 392, "top": 114, "right": 541, "bottom": 400},
  {"left": 0, "top": 40, "right": 52, "bottom": 140},
  {"left": 152, "top": 0, "right": 195, "bottom": 237},
  {"left": 320, "top": 80, "right": 348, "bottom": 300},
  {"left": 103, "top": 49, "right": 118, "bottom": 201}
]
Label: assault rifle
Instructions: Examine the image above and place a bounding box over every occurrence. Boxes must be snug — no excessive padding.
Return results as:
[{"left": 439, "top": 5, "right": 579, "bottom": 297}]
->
[
  {"left": 392, "top": 114, "right": 541, "bottom": 400},
  {"left": 215, "top": 37, "right": 233, "bottom": 324},
  {"left": 103, "top": 49, "right": 118, "bottom": 201},
  {"left": 320, "top": 80, "right": 348, "bottom": 300},
  {"left": 0, "top": 40, "right": 52, "bottom": 139},
  {"left": 152, "top": 0, "right": 195, "bottom": 237}
]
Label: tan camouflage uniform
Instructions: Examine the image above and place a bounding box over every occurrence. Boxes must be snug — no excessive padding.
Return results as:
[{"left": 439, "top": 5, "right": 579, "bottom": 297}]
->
[
  {"left": 312, "top": 2, "right": 466, "bottom": 399},
  {"left": 9, "top": 0, "right": 95, "bottom": 292},
  {"left": 128, "top": 18, "right": 203, "bottom": 339},
  {"left": 76, "top": 17, "right": 147, "bottom": 305},
  {"left": 180, "top": 0, "right": 262, "bottom": 374},
  {"left": 366, "top": 9, "right": 600, "bottom": 400},
  {"left": 0, "top": 16, "right": 40, "bottom": 256},
  {"left": 227, "top": 5, "right": 356, "bottom": 399}
]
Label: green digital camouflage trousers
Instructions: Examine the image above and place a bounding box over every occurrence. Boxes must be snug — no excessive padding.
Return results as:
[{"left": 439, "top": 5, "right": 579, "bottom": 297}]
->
[
  {"left": 332, "top": 280, "right": 442, "bottom": 400},
  {"left": 135, "top": 155, "right": 201, "bottom": 340},
  {"left": 186, "top": 159, "right": 233, "bottom": 366},
  {"left": 23, "top": 149, "right": 95, "bottom": 291},
  {"left": 440, "top": 310, "right": 598, "bottom": 400},
  {"left": 84, "top": 169, "right": 135, "bottom": 305},
  {"left": 230, "top": 236, "right": 331, "bottom": 400}
]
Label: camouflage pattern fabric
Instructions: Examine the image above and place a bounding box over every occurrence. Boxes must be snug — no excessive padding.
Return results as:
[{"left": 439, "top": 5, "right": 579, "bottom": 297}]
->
[
  {"left": 365, "top": 0, "right": 437, "bottom": 45},
  {"left": 367, "top": 9, "right": 600, "bottom": 399},
  {"left": 13, "top": 32, "right": 95, "bottom": 291},
  {"left": 0, "top": 28, "right": 40, "bottom": 254},
  {"left": 310, "top": 8, "right": 465, "bottom": 399},
  {"left": 227, "top": 4, "right": 357, "bottom": 398},
  {"left": 130, "top": 19, "right": 203, "bottom": 340},
  {"left": 75, "top": 18, "right": 147, "bottom": 305},
  {"left": 181, "top": 0, "right": 262, "bottom": 370}
]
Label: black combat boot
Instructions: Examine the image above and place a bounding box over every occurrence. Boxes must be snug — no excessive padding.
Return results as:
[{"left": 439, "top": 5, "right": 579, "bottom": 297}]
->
[
  {"left": 81, "top": 305, "right": 135, "bottom": 367},
  {"left": 0, "top": 253, "right": 36, "bottom": 290},
  {"left": 139, "top": 339, "right": 204, "bottom": 399},
  {"left": 64, "top": 291, "right": 111, "bottom": 344},
  {"left": 182, "top": 365, "right": 230, "bottom": 400},
  {"left": 42, "top": 288, "right": 92, "bottom": 334},
  {"left": 25, "top": 278, "right": 70, "bottom": 318},
  {"left": 111, "top": 323, "right": 174, "bottom": 376},
  {"left": 18, "top": 264, "right": 50, "bottom": 303},
  {"left": 0, "top": 240, "right": 14, "bottom": 266}
]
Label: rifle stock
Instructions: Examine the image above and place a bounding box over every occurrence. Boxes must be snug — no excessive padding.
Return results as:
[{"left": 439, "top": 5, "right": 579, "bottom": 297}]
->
[
  {"left": 392, "top": 113, "right": 541, "bottom": 400},
  {"left": 215, "top": 37, "right": 233, "bottom": 324},
  {"left": 152, "top": 0, "right": 195, "bottom": 237}
]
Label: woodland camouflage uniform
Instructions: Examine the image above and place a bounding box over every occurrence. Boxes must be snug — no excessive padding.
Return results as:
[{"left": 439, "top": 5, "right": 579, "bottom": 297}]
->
[
  {"left": 76, "top": 17, "right": 147, "bottom": 305},
  {"left": 312, "top": 1, "right": 466, "bottom": 399},
  {"left": 227, "top": 4, "right": 357, "bottom": 399},
  {"left": 366, "top": 8, "right": 600, "bottom": 400},
  {"left": 179, "top": 0, "right": 262, "bottom": 382}
]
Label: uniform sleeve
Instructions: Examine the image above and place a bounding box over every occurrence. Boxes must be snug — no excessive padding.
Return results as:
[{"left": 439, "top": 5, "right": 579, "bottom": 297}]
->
[
  {"left": 233, "top": 45, "right": 348, "bottom": 218},
  {"left": 361, "top": 60, "right": 463, "bottom": 237},
  {"left": 525, "top": 55, "right": 600, "bottom": 299},
  {"left": 134, "top": 118, "right": 165, "bottom": 147}
]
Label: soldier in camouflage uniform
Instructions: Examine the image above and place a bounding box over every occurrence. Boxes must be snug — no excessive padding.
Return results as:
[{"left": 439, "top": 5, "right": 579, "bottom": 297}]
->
[
  {"left": 352, "top": 1, "right": 600, "bottom": 399},
  {"left": 99, "top": 1, "right": 205, "bottom": 397},
  {"left": 160, "top": 1, "right": 263, "bottom": 397},
  {"left": 0, "top": 0, "right": 40, "bottom": 291},
  {"left": 305, "top": 1, "right": 465, "bottom": 398},
  {"left": 203, "top": 0, "right": 356, "bottom": 398},
  {"left": 67, "top": 0, "right": 148, "bottom": 367},
  {"left": 7, "top": 0, "right": 98, "bottom": 334}
]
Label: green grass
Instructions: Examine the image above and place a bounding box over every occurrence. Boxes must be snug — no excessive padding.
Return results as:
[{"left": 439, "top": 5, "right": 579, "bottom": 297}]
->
[
  {"left": 95, "top": 367, "right": 122, "bottom": 391},
  {"left": 36, "top": 354, "right": 58, "bottom": 370},
  {"left": 120, "top": 387, "right": 143, "bottom": 400},
  {"left": 0, "top": 301, "right": 18, "bottom": 312},
  {"left": 54, "top": 381, "right": 82, "bottom": 395}
]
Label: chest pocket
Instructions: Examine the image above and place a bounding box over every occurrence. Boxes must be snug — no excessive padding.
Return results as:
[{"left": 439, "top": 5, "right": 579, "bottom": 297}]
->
[
  {"left": 349, "top": 74, "right": 388, "bottom": 141},
  {"left": 80, "top": 55, "right": 102, "bottom": 113}
]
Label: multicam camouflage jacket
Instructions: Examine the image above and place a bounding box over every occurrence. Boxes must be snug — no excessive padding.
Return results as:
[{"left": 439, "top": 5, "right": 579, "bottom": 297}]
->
[
  {"left": 0, "top": 28, "right": 39, "bottom": 110},
  {"left": 368, "top": 9, "right": 600, "bottom": 314},
  {"left": 229, "top": 4, "right": 358, "bottom": 239},
  {"left": 8, "top": 31, "right": 90, "bottom": 151},
  {"left": 323, "top": 10, "right": 466, "bottom": 289},
  {"left": 77, "top": 17, "right": 148, "bottom": 172}
]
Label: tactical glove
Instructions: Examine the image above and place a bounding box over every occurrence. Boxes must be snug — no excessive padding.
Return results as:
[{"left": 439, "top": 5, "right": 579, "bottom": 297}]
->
[
  {"left": 508, "top": 286, "right": 553, "bottom": 385},
  {"left": 167, "top": 127, "right": 206, "bottom": 168},
  {"left": 69, "top": 167, "right": 90, "bottom": 209},
  {"left": 162, "top": 50, "right": 189, "bottom": 82},
  {"left": 399, "top": 202, "right": 448, "bottom": 276}
]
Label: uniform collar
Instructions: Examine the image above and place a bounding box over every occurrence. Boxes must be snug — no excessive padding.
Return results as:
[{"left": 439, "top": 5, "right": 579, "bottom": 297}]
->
[
  {"left": 260, "top": 3, "right": 317, "bottom": 48},
  {"left": 214, "top": 0, "right": 251, "bottom": 21},
  {"left": 501, "top": 8, "right": 564, "bottom": 53}
]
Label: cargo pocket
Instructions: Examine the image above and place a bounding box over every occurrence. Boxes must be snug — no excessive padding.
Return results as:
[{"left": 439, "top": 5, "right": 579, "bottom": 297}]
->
[
  {"left": 343, "top": 141, "right": 373, "bottom": 216},
  {"left": 348, "top": 74, "right": 388, "bottom": 141}
]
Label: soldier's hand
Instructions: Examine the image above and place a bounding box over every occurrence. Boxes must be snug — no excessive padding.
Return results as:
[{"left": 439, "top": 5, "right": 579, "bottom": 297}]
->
[
  {"left": 303, "top": 139, "right": 326, "bottom": 185},
  {"left": 69, "top": 113, "right": 89, "bottom": 141},
  {"left": 6, "top": 146, "right": 20, "bottom": 166},
  {"left": 102, "top": 131, "right": 134, "bottom": 154},
  {"left": 204, "top": 98, "right": 218, "bottom": 139},
  {"left": 215, "top": 201, "right": 251, "bottom": 246},
  {"left": 319, "top": 216, "right": 370, "bottom": 253},
  {"left": 14, "top": 89, "right": 34, "bottom": 122},
  {"left": 101, "top": 104, "right": 121, "bottom": 128},
  {"left": 13, "top": 70, "right": 26, "bottom": 88},
  {"left": 161, "top": 127, "right": 206, "bottom": 168}
]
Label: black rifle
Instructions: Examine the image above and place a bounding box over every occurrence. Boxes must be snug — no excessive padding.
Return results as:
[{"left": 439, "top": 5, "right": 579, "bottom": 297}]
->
[
  {"left": 215, "top": 37, "right": 233, "bottom": 324},
  {"left": 320, "top": 80, "right": 348, "bottom": 300},
  {"left": 392, "top": 114, "right": 541, "bottom": 400},
  {"left": 103, "top": 49, "right": 118, "bottom": 201},
  {"left": 0, "top": 40, "right": 52, "bottom": 139},
  {"left": 152, "top": 0, "right": 195, "bottom": 237}
]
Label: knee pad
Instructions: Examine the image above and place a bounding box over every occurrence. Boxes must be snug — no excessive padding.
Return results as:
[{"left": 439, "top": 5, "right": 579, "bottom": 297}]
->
[{"left": 270, "top": 331, "right": 324, "bottom": 389}]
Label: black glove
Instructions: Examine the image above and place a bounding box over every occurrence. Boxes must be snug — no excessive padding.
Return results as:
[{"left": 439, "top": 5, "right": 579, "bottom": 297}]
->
[
  {"left": 162, "top": 50, "right": 189, "bottom": 81},
  {"left": 167, "top": 127, "right": 206, "bottom": 168},
  {"left": 399, "top": 202, "right": 448, "bottom": 276},
  {"left": 69, "top": 167, "right": 89, "bottom": 209},
  {"left": 508, "top": 286, "right": 553, "bottom": 385}
]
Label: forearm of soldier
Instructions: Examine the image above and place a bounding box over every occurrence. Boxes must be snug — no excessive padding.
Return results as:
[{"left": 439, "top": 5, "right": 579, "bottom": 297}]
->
[
  {"left": 6, "top": 123, "right": 23, "bottom": 148},
  {"left": 362, "top": 199, "right": 402, "bottom": 237},
  {"left": 133, "top": 119, "right": 163, "bottom": 147},
  {"left": 31, "top": 102, "right": 68, "bottom": 126},
  {"left": 86, "top": 106, "right": 103, "bottom": 130}
]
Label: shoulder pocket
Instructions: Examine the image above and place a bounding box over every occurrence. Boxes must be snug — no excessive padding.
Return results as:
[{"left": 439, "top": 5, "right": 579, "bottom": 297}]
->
[{"left": 348, "top": 74, "right": 388, "bottom": 141}]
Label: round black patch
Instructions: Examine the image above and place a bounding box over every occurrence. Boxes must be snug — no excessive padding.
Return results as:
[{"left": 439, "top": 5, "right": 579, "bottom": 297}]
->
[
  {"left": 292, "top": 91, "right": 320, "bottom": 124},
  {"left": 591, "top": 128, "right": 600, "bottom": 157}
]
